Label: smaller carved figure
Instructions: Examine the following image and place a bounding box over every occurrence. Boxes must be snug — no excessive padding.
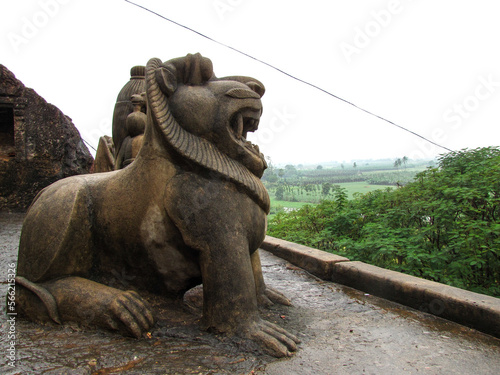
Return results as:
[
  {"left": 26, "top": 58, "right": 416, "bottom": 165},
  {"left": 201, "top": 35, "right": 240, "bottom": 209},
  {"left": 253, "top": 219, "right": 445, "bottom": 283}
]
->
[
  {"left": 115, "top": 93, "right": 147, "bottom": 168},
  {"left": 93, "top": 135, "right": 115, "bottom": 173}
]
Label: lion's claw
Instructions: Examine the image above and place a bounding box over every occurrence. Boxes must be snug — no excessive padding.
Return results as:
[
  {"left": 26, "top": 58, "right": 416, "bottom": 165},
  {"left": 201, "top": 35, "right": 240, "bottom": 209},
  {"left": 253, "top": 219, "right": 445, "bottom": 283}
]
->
[
  {"left": 258, "top": 287, "right": 292, "bottom": 308},
  {"left": 245, "top": 320, "right": 300, "bottom": 358},
  {"left": 106, "top": 290, "right": 155, "bottom": 338},
  {"left": 266, "top": 288, "right": 292, "bottom": 306}
]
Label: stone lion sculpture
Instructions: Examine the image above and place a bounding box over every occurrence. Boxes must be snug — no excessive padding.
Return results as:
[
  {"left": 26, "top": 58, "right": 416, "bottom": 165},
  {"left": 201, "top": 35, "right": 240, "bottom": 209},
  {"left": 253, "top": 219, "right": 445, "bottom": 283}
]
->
[{"left": 15, "top": 53, "right": 299, "bottom": 357}]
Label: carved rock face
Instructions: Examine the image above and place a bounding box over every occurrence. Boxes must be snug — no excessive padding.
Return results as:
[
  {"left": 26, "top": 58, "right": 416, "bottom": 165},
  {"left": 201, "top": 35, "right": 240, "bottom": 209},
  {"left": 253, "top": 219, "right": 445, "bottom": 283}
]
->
[{"left": 168, "top": 79, "right": 266, "bottom": 177}]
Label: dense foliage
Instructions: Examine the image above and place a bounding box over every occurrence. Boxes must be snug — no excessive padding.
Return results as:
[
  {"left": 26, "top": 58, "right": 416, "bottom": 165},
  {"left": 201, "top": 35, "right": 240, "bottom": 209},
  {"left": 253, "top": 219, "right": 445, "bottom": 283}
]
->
[{"left": 268, "top": 147, "right": 500, "bottom": 297}]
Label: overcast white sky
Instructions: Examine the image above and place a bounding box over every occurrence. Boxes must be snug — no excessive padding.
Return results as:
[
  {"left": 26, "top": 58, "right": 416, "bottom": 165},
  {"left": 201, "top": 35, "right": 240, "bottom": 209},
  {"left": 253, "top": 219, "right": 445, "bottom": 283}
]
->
[{"left": 2, "top": 0, "right": 500, "bottom": 165}]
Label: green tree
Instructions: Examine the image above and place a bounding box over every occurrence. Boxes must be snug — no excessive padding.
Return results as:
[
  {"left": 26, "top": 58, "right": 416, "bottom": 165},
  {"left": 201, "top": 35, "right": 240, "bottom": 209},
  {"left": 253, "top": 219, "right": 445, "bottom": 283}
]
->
[
  {"left": 304, "top": 184, "right": 314, "bottom": 194},
  {"left": 402, "top": 156, "right": 409, "bottom": 169},
  {"left": 262, "top": 156, "right": 279, "bottom": 183},
  {"left": 275, "top": 184, "right": 285, "bottom": 200},
  {"left": 332, "top": 185, "right": 348, "bottom": 210},
  {"left": 285, "top": 164, "right": 297, "bottom": 176},
  {"left": 321, "top": 182, "right": 332, "bottom": 196}
]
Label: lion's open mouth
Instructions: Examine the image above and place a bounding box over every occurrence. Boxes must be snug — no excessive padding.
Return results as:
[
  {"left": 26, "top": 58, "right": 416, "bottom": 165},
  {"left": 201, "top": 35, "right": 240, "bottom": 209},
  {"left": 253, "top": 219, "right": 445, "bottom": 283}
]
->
[{"left": 230, "top": 110, "right": 261, "bottom": 155}]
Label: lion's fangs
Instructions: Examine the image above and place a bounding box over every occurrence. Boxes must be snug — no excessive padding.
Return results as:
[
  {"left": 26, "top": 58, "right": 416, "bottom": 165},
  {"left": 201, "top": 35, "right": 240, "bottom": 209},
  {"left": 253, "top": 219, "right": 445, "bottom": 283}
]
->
[
  {"left": 235, "top": 113, "right": 244, "bottom": 140},
  {"left": 231, "top": 114, "right": 261, "bottom": 156}
]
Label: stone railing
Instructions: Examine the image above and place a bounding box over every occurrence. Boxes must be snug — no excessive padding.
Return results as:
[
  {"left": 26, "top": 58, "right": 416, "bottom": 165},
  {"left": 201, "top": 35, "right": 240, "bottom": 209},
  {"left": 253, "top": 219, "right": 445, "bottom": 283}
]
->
[{"left": 261, "top": 236, "right": 500, "bottom": 339}]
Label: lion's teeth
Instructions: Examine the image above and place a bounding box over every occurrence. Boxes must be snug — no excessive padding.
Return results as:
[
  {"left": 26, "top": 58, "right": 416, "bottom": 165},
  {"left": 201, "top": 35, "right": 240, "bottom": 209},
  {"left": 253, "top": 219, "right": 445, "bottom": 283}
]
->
[{"left": 236, "top": 113, "right": 244, "bottom": 139}]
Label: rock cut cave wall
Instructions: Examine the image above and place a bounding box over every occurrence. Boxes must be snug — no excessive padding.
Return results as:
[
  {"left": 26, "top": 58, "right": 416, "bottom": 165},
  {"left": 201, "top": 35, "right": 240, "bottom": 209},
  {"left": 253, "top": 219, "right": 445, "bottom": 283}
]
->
[{"left": 0, "top": 65, "right": 93, "bottom": 211}]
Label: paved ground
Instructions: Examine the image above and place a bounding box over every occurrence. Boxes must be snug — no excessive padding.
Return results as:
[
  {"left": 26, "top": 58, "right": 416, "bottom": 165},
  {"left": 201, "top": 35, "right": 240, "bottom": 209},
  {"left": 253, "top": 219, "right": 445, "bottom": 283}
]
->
[{"left": 1, "top": 212, "right": 499, "bottom": 374}]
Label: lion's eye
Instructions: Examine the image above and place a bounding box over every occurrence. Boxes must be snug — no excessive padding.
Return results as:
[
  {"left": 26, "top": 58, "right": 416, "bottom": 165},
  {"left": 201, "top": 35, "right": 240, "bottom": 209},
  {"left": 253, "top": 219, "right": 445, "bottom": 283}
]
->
[{"left": 225, "top": 88, "right": 261, "bottom": 99}]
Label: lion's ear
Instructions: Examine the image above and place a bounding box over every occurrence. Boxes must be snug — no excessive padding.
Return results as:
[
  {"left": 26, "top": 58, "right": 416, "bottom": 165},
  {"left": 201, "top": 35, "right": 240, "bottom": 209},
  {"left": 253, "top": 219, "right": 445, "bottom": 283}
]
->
[{"left": 156, "top": 65, "right": 177, "bottom": 97}]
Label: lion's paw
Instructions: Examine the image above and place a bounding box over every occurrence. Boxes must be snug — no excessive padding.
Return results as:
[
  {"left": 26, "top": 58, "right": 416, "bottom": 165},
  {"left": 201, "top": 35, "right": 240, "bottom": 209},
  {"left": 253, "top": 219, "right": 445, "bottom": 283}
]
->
[{"left": 103, "top": 290, "right": 155, "bottom": 338}]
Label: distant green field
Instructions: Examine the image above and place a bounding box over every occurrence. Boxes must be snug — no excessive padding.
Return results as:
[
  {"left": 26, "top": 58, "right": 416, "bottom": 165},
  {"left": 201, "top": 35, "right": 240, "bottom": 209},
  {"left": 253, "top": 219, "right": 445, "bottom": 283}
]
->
[
  {"left": 268, "top": 182, "right": 392, "bottom": 219},
  {"left": 263, "top": 159, "right": 431, "bottom": 219},
  {"left": 269, "top": 199, "right": 312, "bottom": 211},
  {"left": 337, "top": 182, "right": 393, "bottom": 199}
]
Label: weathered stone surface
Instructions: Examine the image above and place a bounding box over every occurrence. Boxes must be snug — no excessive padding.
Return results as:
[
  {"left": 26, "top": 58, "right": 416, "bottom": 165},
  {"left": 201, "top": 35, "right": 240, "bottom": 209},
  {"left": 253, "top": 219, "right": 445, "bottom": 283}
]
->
[
  {"left": 14, "top": 54, "right": 298, "bottom": 358},
  {"left": 0, "top": 65, "right": 23, "bottom": 97},
  {"left": 0, "top": 65, "right": 93, "bottom": 211},
  {"left": 261, "top": 236, "right": 350, "bottom": 279},
  {"left": 331, "top": 261, "right": 500, "bottom": 338}
]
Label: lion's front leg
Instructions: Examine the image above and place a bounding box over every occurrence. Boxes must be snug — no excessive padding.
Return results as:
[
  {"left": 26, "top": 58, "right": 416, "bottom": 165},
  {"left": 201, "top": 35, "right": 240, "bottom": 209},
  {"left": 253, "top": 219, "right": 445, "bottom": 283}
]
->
[
  {"left": 16, "top": 276, "right": 155, "bottom": 338},
  {"left": 199, "top": 239, "right": 298, "bottom": 357},
  {"left": 166, "top": 173, "right": 299, "bottom": 357},
  {"left": 199, "top": 238, "right": 258, "bottom": 331}
]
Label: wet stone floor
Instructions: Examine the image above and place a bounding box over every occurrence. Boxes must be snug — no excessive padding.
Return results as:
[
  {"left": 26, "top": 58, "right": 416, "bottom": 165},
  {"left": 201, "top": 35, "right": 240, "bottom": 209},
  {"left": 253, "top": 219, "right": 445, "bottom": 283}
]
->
[{"left": 1, "top": 212, "right": 500, "bottom": 374}]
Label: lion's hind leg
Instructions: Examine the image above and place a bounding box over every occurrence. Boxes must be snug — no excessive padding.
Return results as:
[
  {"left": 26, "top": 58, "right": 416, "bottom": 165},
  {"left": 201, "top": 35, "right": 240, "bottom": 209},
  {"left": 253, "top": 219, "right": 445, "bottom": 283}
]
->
[
  {"left": 17, "top": 176, "right": 95, "bottom": 283},
  {"left": 15, "top": 176, "right": 94, "bottom": 325},
  {"left": 14, "top": 177, "right": 155, "bottom": 337}
]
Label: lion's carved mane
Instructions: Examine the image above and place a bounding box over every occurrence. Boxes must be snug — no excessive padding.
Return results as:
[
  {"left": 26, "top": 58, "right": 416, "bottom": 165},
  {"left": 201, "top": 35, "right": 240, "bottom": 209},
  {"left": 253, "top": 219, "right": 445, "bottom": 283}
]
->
[{"left": 146, "top": 55, "right": 270, "bottom": 213}]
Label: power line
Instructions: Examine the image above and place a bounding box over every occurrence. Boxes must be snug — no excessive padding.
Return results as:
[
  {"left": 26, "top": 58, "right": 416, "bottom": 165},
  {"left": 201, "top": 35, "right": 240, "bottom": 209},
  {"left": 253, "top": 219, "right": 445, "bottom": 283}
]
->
[
  {"left": 83, "top": 138, "right": 97, "bottom": 152},
  {"left": 124, "top": 0, "right": 452, "bottom": 153}
]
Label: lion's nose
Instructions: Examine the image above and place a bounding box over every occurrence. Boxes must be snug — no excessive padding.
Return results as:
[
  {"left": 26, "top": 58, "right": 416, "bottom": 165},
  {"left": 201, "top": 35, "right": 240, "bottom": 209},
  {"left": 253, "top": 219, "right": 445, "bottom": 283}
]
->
[{"left": 245, "top": 81, "right": 265, "bottom": 98}]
